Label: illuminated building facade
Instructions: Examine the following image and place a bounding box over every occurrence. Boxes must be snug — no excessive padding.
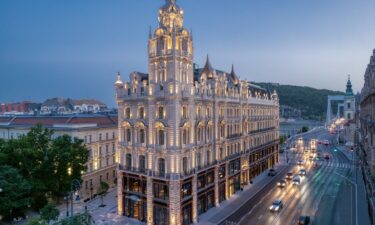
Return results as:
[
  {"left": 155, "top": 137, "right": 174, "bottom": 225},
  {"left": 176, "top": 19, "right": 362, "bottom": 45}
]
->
[{"left": 115, "top": 1, "right": 279, "bottom": 224}]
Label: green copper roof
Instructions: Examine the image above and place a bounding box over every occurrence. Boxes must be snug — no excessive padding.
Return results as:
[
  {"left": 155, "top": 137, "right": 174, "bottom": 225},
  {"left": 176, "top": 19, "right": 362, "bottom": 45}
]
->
[{"left": 346, "top": 76, "right": 354, "bottom": 96}]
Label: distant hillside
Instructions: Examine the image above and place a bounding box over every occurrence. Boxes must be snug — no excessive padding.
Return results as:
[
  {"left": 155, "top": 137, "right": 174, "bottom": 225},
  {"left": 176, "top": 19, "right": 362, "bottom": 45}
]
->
[{"left": 254, "top": 82, "right": 344, "bottom": 121}]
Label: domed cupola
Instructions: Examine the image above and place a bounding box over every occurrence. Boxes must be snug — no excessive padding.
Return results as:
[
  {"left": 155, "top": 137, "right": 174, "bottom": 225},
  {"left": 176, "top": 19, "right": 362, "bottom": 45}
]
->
[
  {"left": 200, "top": 55, "right": 215, "bottom": 80},
  {"left": 158, "top": 0, "right": 184, "bottom": 32}
]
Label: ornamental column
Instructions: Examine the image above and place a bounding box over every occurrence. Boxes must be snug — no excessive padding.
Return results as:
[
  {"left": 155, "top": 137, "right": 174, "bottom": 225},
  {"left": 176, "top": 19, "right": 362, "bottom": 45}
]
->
[
  {"left": 214, "top": 165, "right": 220, "bottom": 207},
  {"left": 192, "top": 174, "right": 198, "bottom": 223},
  {"left": 147, "top": 177, "right": 153, "bottom": 225},
  {"left": 117, "top": 171, "right": 124, "bottom": 216},
  {"left": 169, "top": 179, "right": 181, "bottom": 225}
]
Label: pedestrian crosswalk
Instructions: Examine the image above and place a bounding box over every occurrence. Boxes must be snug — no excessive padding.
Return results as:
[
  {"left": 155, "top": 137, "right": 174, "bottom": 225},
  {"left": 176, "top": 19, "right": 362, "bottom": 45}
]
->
[{"left": 318, "top": 161, "right": 352, "bottom": 169}]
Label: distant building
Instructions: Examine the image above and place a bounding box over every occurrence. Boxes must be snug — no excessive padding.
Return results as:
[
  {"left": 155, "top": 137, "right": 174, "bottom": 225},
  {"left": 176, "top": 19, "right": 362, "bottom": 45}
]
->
[
  {"left": 0, "top": 114, "right": 118, "bottom": 200},
  {"left": 114, "top": 1, "right": 279, "bottom": 224},
  {"left": 40, "top": 98, "right": 107, "bottom": 115},
  {"left": 0, "top": 101, "right": 40, "bottom": 115}
]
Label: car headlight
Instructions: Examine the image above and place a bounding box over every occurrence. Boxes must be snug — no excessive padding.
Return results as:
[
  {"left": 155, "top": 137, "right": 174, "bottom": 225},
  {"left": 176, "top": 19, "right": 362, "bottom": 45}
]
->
[
  {"left": 277, "top": 182, "right": 280, "bottom": 185},
  {"left": 275, "top": 206, "right": 279, "bottom": 211},
  {"left": 269, "top": 206, "right": 273, "bottom": 210}
]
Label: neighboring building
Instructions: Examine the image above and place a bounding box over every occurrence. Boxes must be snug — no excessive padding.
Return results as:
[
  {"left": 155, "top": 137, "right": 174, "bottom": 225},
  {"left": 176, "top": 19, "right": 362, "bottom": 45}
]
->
[
  {"left": 0, "top": 101, "right": 41, "bottom": 115},
  {"left": 342, "top": 77, "right": 356, "bottom": 144},
  {"left": 40, "top": 98, "right": 108, "bottom": 115},
  {"left": 72, "top": 99, "right": 107, "bottom": 114},
  {"left": 114, "top": 1, "right": 279, "bottom": 225},
  {"left": 360, "top": 49, "right": 375, "bottom": 175},
  {"left": 0, "top": 114, "right": 118, "bottom": 200}
]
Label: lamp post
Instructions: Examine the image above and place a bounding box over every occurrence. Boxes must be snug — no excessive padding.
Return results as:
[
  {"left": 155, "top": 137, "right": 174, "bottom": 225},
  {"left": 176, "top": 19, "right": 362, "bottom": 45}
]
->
[
  {"left": 64, "top": 195, "right": 69, "bottom": 217},
  {"left": 70, "top": 179, "right": 81, "bottom": 218}
]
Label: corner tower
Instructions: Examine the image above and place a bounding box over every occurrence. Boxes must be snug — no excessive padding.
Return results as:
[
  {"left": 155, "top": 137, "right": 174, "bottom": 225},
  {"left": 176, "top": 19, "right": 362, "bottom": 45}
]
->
[{"left": 148, "top": 0, "right": 194, "bottom": 93}]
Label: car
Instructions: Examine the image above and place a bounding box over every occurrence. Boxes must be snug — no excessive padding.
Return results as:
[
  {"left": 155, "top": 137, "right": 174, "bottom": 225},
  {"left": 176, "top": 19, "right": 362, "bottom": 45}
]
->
[
  {"left": 323, "top": 140, "right": 330, "bottom": 146},
  {"left": 268, "top": 168, "right": 277, "bottom": 176},
  {"left": 293, "top": 176, "right": 301, "bottom": 185},
  {"left": 297, "top": 216, "right": 310, "bottom": 224},
  {"left": 309, "top": 155, "right": 314, "bottom": 161},
  {"left": 286, "top": 172, "right": 293, "bottom": 180},
  {"left": 297, "top": 160, "right": 305, "bottom": 165},
  {"left": 299, "top": 168, "right": 306, "bottom": 176},
  {"left": 324, "top": 154, "right": 330, "bottom": 160},
  {"left": 277, "top": 179, "right": 287, "bottom": 188},
  {"left": 269, "top": 199, "right": 283, "bottom": 212},
  {"left": 279, "top": 148, "right": 285, "bottom": 153}
]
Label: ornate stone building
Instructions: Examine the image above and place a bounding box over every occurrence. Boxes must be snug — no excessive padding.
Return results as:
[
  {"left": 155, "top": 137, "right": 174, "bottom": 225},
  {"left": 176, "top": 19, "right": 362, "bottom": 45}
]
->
[
  {"left": 360, "top": 49, "right": 375, "bottom": 175},
  {"left": 115, "top": 1, "right": 279, "bottom": 225}
]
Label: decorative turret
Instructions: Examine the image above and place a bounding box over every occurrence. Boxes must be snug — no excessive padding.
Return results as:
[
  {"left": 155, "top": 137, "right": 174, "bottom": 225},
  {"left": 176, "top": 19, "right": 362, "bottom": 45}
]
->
[
  {"left": 158, "top": 0, "right": 184, "bottom": 32},
  {"left": 115, "top": 72, "right": 123, "bottom": 87},
  {"left": 148, "top": 0, "right": 194, "bottom": 87},
  {"left": 230, "top": 64, "right": 238, "bottom": 84},
  {"left": 346, "top": 75, "right": 354, "bottom": 96},
  {"left": 200, "top": 55, "right": 214, "bottom": 79}
]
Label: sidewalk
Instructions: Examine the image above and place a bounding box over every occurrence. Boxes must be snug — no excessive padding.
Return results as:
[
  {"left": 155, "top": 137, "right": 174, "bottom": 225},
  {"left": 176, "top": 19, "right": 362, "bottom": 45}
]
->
[
  {"left": 336, "top": 145, "right": 372, "bottom": 225},
  {"left": 58, "top": 188, "right": 145, "bottom": 225},
  {"left": 197, "top": 162, "right": 288, "bottom": 225}
]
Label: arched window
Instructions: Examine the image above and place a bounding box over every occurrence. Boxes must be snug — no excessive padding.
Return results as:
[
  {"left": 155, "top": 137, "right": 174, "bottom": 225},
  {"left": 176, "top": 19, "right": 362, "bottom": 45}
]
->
[
  {"left": 196, "top": 152, "right": 201, "bottom": 169},
  {"left": 183, "top": 157, "right": 188, "bottom": 174},
  {"left": 126, "top": 128, "right": 131, "bottom": 142},
  {"left": 158, "top": 158, "right": 165, "bottom": 175},
  {"left": 158, "top": 130, "right": 165, "bottom": 145},
  {"left": 206, "top": 151, "right": 211, "bottom": 165},
  {"left": 182, "top": 106, "right": 188, "bottom": 119},
  {"left": 158, "top": 107, "right": 164, "bottom": 119},
  {"left": 139, "top": 107, "right": 144, "bottom": 119},
  {"left": 140, "top": 129, "right": 145, "bottom": 144},
  {"left": 126, "top": 153, "right": 132, "bottom": 170},
  {"left": 125, "top": 108, "right": 131, "bottom": 119},
  {"left": 139, "top": 155, "right": 145, "bottom": 172},
  {"left": 182, "top": 129, "right": 188, "bottom": 145}
]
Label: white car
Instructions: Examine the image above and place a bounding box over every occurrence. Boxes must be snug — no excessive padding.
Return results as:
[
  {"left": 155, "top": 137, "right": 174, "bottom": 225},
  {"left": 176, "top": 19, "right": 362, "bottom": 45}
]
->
[
  {"left": 269, "top": 199, "right": 283, "bottom": 212},
  {"left": 299, "top": 168, "right": 306, "bottom": 176}
]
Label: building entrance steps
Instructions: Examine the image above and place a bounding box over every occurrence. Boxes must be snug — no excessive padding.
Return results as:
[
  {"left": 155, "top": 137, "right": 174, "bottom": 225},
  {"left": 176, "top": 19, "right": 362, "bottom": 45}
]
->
[{"left": 197, "top": 163, "right": 288, "bottom": 225}]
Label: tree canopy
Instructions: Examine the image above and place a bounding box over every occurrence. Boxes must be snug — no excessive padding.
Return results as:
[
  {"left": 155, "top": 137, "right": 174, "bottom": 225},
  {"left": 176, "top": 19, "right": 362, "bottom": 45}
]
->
[{"left": 0, "top": 124, "right": 89, "bottom": 219}]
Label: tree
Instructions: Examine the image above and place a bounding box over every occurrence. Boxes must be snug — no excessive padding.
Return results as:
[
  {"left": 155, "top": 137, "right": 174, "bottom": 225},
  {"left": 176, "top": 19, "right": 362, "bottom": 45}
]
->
[
  {"left": 0, "top": 125, "right": 89, "bottom": 209},
  {"left": 97, "top": 181, "right": 109, "bottom": 207},
  {"left": 40, "top": 203, "right": 59, "bottom": 224},
  {"left": 0, "top": 165, "right": 32, "bottom": 221},
  {"left": 54, "top": 212, "right": 93, "bottom": 225},
  {"left": 301, "top": 126, "right": 309, "bottom": 133},
  {"left": 279, "top": 136, "right": 286, "bottom": 145},
  {"left": 28, "top": 217, "right": 47, "bottom": 225}
]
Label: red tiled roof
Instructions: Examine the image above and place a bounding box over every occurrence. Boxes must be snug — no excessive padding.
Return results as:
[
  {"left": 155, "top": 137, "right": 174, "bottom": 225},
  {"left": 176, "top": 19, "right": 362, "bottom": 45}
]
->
[{"left": 0, "top": 115, "right": 117, "bottom": 128}]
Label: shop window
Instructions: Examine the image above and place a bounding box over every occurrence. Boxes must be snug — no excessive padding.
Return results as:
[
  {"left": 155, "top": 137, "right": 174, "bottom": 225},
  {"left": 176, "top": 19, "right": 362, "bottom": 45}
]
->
[{"left": 181, "top": 181, "right": 192, "bottom": 198}]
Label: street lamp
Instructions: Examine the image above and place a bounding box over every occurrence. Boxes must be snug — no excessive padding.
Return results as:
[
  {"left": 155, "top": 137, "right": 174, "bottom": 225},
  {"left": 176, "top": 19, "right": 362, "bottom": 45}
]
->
[{"left": 70, "top": 179, "right": 81, "bottom": 218}]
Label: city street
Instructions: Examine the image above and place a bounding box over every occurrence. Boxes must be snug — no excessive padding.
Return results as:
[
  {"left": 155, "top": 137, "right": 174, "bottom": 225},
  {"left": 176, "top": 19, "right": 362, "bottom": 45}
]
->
[{"left": 219, "top": 128, "right": 371, "bottom": 225}]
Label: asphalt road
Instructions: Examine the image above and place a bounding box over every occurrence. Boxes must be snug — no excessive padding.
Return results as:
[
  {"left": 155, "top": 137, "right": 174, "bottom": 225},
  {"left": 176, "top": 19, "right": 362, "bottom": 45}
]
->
[{"left": 220, "top": 128, "right": 357, "bottom": 225}]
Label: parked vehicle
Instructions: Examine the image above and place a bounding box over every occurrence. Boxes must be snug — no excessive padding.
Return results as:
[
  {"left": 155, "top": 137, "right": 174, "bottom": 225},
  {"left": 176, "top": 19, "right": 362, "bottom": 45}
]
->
[
  {"left": 268, "top": 168, "right": 277, "bottom": 176},
  {"left": 297, "top": 216, "right": 310, "bottom": 224}
]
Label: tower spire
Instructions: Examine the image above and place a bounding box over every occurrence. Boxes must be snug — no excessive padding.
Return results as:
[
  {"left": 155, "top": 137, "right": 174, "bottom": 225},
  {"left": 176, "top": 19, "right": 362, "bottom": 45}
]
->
[{"left": 346, "top": 74, "right": 353, "bottom": 96}]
